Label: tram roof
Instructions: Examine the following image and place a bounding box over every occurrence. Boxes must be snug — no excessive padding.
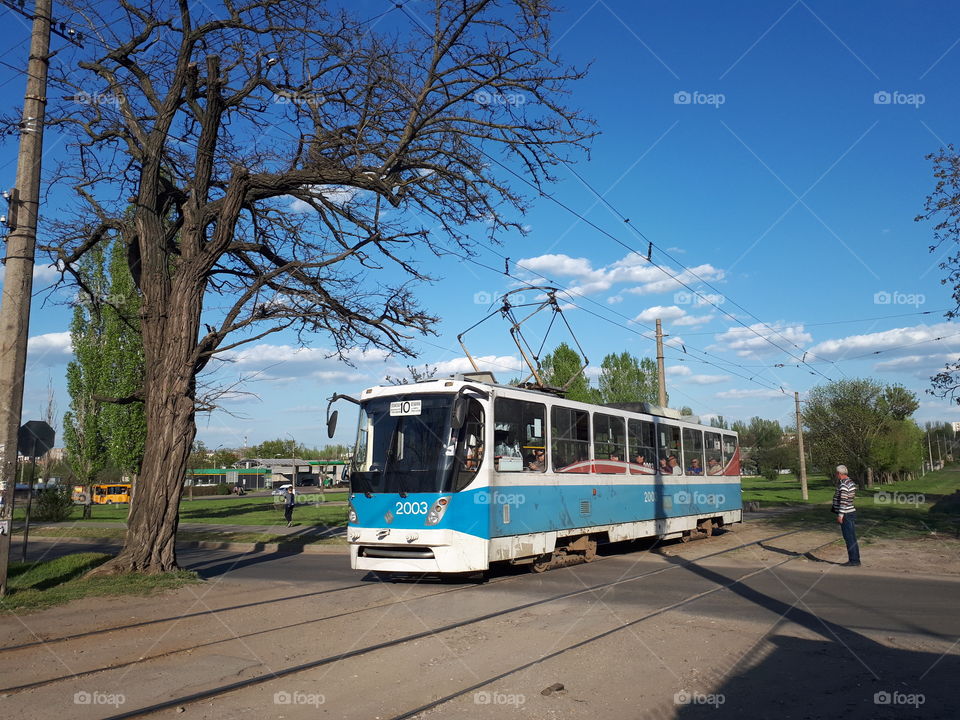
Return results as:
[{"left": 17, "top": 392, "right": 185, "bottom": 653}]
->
[{"left": 361, "top": 372, "right": 715, "bottom": 427}]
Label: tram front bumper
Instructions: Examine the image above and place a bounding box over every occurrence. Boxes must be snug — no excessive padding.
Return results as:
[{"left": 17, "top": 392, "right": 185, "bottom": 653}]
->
[{"left": 348, "top": 527, "right": 488, "bottom": 573}]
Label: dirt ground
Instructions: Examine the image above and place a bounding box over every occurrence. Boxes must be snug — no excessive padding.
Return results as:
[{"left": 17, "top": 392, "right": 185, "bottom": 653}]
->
[{"left": 1, "top": 522, "right": 958, "bottom": 720}]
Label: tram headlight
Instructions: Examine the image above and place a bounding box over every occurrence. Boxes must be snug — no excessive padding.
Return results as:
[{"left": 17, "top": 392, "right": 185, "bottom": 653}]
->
[
  {"left": 425, "top": 496, "right": 450, "bottom": 526},
  {"left": 348, "top": 500, "right": 357, "bottom": 524}
]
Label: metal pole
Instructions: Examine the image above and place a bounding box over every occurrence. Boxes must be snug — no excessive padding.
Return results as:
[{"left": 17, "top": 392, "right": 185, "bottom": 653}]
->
[
  {"left": 655, "top": 319, "right": 667, "bottom": 407},
  {"left": 0, "top": 0, "right": 52, "bottom": 595},
  {"left": 794, "top": 392, "right": 808, "bottom": 501}
]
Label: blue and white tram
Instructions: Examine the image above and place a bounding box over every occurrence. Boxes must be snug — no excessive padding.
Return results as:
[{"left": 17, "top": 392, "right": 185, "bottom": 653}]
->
[{"left": 341, "top": 374, "right": 742, "bottom": 574}]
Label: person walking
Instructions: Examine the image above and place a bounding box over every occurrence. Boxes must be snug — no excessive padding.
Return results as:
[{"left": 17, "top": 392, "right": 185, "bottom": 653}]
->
[
  {"left": 831, "top": 464, "right": 860, "bottom": 566},
  {"left": 283, "top": 486, "right": 295, "bottom": 527}
]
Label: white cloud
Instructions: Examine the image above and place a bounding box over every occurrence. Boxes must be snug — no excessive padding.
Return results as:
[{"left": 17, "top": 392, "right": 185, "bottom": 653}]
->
[
  {"left": 0, "top": 261, "right": 64, "bottom": 288},
  {"left": 667, "top": 365, "right": 692, "bottom": 376},
  {"left": 712, "top": 322, "right": 812, "bottom": 358},
  {"left": 634, "top": 305, "right": 686, "bottom": 323},
  {"left": 806, "top": 322, "right": 960, "bottom": 362},
  {"left": 288, "top": 184, "right": 361, "bottom": 212},
  {"left": 716, "top": 387, "right": 786, "bottom": 399},
  {"left": 27, "top": 331, "right": 72, "bottom": 366},
  {"left": 428, "top": 355, "right": 522, "bottom": 377},
  {"left": 515, "top": 252, "right": 725, "bottom": 300},
  {"left": 687, "top": 374, "right": 730, "bottom": 385},
  {"left": 673, "top": 313, "right": 714, "bottom": 327}
]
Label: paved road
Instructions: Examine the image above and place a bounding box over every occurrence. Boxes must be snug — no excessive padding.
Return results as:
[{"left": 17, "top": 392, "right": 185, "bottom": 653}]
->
[{"left": 3, "top": 531, "right": 958, "bottom": 719}]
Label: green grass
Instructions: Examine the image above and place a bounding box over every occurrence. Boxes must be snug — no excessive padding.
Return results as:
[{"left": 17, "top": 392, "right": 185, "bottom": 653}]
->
[
  {"left": 742, "top": 473, "right": 836, "bottom": 505},
  {"left": 1, "top": 553, "right": 199, "bottom": 614},
  {"left": 747, "top": 467, "right": 960, "bottom": 540},
  {"left": 743, "top": 468, "right": 960, "bottom": 507},
  {"left": 14, "top": 492, "right": 350, "bottom": 526},
  {"left": 755, "top": 504, "right": 960, "bottom": 540}
]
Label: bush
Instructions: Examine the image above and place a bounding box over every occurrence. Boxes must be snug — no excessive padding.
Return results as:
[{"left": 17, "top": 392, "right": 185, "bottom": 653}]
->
[
  {"left": 216, "top": 483, "right": 231, "bottom": 495},
  {"left": 32, "top": 486, "right": 74, "bottom": 522},
  {"left": 761, "top": 467, "right": 779, "bottom": 482}
]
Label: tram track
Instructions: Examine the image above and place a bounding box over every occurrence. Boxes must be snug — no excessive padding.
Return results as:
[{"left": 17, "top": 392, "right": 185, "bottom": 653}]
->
[
  {"left": 43, "top": 528, "right": 817, "bottom": 719},
  {"left": 391, "top": 535, "right": 840, "bottom": 720}
]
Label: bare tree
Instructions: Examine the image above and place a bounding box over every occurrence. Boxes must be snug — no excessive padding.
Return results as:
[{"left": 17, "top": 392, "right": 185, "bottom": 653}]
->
[
  {"left": 917, "top": 145, "right": 960, "bottom": 402},
  {"left": 40, "top": 0, "right": 591, "bottom": 573}
]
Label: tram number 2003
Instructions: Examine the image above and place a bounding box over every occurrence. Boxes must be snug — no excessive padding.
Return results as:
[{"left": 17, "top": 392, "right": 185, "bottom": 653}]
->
[{"left": 395, "top": 501, "right": 429, "bottom": 515}]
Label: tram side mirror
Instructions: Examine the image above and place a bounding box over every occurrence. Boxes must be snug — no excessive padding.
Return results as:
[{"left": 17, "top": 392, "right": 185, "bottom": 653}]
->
[
  {"left": 327, "top": 410, "right": 338, "bottom": 439},
  {"left": 451, "top": 398, "right": 467, "bottom": 430}
]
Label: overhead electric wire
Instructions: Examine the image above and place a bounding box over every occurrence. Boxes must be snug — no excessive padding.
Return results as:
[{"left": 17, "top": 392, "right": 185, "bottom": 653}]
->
[
  {"left": 551, "top": 159, "right": 840, "bottom": 383},
  {"left": 457, "top": 251, "right": 786, "bottom": 394}
]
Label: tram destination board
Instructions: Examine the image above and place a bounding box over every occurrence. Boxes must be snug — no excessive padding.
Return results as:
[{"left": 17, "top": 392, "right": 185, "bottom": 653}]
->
[{"left": 390, "top": 400, "right": 422, "bottom": 416}]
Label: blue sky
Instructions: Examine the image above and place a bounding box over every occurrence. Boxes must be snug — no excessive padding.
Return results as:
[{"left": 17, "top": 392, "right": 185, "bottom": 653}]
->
[{"left": 2, "top": 0, "right": 959, "bottom": 452}]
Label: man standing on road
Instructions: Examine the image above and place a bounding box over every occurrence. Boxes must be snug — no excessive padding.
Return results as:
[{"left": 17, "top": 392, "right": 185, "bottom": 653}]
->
[
  {"left": 831, "top": 464, "right": 860, "bottom": 566},
  {"left": 284, "top": 486, "right": 295, "bottom": 527}
]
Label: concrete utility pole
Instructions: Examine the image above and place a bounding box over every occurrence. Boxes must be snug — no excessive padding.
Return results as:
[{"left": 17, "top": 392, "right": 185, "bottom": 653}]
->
[
  {"left": 794, "top": 392, "right": 808, "bottom": 501},
  {"left": 655, "top": 319, "right": 667, "bottom": 407},
  {"left": 0, "top": 0, "right": 52, "bottom": 596},
  {"left": 927, "top": 432, "right": 934, "bottom": 471}
]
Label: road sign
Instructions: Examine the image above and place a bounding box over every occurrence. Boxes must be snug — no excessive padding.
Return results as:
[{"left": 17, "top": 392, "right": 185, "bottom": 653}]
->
[{"left": 17, "top": 420, "right": 55, "bottom": 457}]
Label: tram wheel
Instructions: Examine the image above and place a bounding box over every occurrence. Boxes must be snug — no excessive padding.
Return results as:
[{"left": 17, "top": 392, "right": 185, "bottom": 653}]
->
[{"left": 531, "top": 553, "right": 553, "bottom": 573}]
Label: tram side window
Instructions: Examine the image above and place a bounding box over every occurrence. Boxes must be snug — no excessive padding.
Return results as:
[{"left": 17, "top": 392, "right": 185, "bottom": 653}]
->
[
  {"left": 628, "top": 419, "right": 657, "bottom": 475},
  {"left": 682, "top": 428, "right": 705, "bottom": 475},
  {"left": 453, "top": 399, "right": 486, "bottom": 489},
  {"left": 552, "top": 406, "right": 590, "bottom": 473},
  {"left": 659, "top": 423, "right": 682, "bottom": 475},
  {"left": 593, "top": 413, "right": 626, "bottom": 473},
  {"left": 494, "top": 398, "right": 546, "bottom": 473},
  {"left": 704, "top": 431, "right": 724, "bottom": 475},
  {"left": 722, "top": 434, "right": 739, "bottom": 475}
]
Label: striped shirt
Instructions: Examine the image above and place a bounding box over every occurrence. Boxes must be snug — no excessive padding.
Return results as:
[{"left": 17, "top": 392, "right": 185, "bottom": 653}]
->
[{"left": 832, "top": 478, "right": 856, "bottom": 515}]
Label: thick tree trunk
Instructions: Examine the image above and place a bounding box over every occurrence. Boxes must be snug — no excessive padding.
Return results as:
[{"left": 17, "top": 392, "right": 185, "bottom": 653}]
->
[
  {"left": 88, "top": 270, "right": 202, "bottom": 575},
  {"left": 866, "top": 467, "right": 874, "bottom": 488}
]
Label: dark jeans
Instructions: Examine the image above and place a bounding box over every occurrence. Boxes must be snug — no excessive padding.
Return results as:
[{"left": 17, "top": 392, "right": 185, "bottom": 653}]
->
[
  {"left": 284, "top": 504, "right": 293, "bottom": 523},
  {"left": 840, "top": 512, "right": 860, "bottom": 564}
]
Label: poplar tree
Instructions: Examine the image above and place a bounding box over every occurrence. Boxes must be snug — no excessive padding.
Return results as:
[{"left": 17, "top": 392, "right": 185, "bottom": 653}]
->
[
  {"left": 100, "top": 240, "right": 146, "bottom": 481},
  {"left": 63, "top": 248, "right": 108, "bottom": 490}
]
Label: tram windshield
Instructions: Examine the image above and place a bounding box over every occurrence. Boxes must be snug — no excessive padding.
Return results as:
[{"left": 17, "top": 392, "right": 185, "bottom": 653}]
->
[{"left": 351, "top": 394, "right": 463, "bottom": 494}]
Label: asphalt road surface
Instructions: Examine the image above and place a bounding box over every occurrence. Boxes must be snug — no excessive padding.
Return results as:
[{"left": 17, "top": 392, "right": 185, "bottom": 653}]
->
[{"left": 2, "top": 529, "right": 957, "bottom": 719}]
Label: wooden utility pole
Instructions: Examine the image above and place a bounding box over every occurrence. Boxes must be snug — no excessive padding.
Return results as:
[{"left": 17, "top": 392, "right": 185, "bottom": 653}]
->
[
  {"left": 0, "top": 0, "right": 52, "bottom": 596},
  {"left": 794, "top": 392, "right": 808, "bottom": 500},
  {"left": 655, "top": 319, "right": 667, "bottom": 407}
]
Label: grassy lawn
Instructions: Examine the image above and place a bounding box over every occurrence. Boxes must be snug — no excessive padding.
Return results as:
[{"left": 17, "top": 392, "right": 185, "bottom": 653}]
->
[
  {"left": 1, "top": 553, "right": 199, "bottom": 614},
  {"left": 742, "top": 473, "right": 836, "bottom": 505},
  {"left": 15, "top": 492, "right": 350, "bottom": 526},
  {"left": 746, "top": 467, "right": 960, "bottom": 540}
]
